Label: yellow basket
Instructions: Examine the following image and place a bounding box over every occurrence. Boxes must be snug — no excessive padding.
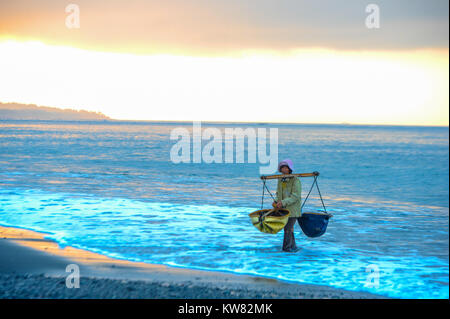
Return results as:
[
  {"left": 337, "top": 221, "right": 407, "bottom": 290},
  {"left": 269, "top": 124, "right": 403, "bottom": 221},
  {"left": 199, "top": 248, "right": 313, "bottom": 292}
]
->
[{"left": 249, "top": 208, "right": 291, "bottom": 234}]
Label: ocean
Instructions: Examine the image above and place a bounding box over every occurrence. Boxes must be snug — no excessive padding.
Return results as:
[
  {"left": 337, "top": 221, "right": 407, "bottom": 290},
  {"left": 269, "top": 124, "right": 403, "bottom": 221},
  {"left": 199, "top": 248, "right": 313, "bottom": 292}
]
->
[{"left": 0, "top": 120, "right": 448, "bottom": 298}]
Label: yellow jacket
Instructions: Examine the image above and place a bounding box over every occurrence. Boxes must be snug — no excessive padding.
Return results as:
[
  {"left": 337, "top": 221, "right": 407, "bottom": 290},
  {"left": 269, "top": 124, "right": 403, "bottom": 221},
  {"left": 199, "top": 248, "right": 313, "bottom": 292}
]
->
[{"left": 275, "top": 176, "right": 302, "bottom": 217}]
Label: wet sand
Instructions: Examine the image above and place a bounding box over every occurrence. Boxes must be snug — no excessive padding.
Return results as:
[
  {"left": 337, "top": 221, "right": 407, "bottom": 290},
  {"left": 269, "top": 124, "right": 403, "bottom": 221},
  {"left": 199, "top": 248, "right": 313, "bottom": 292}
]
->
[{"left": 0, "top": 225, "right": 387, "bottom": 299}]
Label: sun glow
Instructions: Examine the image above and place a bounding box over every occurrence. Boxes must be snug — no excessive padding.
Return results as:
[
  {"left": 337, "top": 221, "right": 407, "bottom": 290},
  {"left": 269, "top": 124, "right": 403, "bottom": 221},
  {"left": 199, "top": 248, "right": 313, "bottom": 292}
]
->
[{"left": 0, "top": 40, "right": 448, "bottom": 125}]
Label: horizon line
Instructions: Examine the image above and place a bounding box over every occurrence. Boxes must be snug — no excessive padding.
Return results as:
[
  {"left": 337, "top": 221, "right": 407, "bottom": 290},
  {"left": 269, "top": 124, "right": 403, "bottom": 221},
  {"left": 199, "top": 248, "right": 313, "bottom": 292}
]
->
[
  {"left": 1, "top": 101, "right": 448, "bottom": 128},
  {"left": 2, "top": 118, "right": 448, "bottom": 128}
]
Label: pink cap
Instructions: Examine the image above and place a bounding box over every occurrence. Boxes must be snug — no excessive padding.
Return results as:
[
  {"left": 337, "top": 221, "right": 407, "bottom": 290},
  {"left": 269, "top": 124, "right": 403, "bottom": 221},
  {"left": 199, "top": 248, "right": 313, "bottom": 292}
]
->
[{"left": 278, "top": 159, "right": 294, "bottom": 172}]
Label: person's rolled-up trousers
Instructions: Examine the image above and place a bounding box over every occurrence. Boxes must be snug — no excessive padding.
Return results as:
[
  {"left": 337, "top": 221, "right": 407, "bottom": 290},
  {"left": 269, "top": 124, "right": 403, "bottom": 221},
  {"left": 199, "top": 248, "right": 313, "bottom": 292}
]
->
[{"left": 283, "top": 217, "right": 301, "bottom": 251}]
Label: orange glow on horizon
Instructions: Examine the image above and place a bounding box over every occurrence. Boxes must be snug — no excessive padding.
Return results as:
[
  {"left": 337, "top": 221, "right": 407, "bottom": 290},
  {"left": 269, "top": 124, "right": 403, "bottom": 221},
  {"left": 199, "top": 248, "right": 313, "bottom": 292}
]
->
[{"left": 0, "top": 39, "right": 448, "bottom": 126}]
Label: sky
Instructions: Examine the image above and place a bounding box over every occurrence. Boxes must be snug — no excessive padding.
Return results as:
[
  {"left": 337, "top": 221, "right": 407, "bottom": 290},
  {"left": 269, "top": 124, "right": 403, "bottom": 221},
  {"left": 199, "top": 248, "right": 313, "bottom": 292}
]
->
[{"left": 0, "top": 0, "right": 448, "bottom": 125}]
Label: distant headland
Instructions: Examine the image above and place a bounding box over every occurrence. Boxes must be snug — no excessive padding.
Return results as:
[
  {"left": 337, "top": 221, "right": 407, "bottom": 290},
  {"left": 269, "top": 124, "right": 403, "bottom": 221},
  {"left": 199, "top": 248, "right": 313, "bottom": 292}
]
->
[{"left": 0, "top": 102, "right": 111, "bottom": 121}]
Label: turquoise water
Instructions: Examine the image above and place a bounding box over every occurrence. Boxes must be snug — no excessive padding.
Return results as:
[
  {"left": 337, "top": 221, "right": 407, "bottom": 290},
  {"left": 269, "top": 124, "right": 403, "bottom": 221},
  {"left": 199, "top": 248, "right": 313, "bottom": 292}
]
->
[{"left": 0, "top": 120, "right": 448, "bottom": 298}]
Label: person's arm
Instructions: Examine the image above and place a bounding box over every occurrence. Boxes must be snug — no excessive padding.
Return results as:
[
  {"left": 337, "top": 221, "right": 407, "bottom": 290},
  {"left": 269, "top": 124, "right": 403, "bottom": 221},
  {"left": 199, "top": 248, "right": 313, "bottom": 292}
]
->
[{"left": 281, "top": 178, "right": 301, "bottom": 207}]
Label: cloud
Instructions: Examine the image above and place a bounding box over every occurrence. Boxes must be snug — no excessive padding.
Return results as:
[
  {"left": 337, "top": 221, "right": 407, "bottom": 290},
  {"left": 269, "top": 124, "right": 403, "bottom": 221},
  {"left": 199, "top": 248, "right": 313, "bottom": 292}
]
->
[{"left": 0, "top": 0, "right": 448, "bottom": 55}]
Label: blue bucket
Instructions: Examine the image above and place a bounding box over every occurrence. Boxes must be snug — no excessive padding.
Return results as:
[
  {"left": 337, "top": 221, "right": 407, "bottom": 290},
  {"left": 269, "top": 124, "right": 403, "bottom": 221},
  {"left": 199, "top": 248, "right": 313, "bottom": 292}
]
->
[{"left": 299, "top": 211, "right": 332, "bottom": 238}]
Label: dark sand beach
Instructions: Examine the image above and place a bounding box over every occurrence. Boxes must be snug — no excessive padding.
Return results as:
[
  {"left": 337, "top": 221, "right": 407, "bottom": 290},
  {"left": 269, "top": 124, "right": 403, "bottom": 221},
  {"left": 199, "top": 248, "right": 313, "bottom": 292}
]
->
[{"left": 0, "top": 225, "right": 386, "bottom": 299}]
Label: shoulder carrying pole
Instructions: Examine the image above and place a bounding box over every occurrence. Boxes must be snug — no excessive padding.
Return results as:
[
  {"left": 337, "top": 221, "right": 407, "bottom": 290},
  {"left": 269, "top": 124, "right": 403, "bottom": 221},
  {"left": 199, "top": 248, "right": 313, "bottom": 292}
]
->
[
  {"left": 260, "top": 171, "right": 319, "bottom": 180},
  {"left": 259, "top": 171, "right": 328, "bottom": 215}
]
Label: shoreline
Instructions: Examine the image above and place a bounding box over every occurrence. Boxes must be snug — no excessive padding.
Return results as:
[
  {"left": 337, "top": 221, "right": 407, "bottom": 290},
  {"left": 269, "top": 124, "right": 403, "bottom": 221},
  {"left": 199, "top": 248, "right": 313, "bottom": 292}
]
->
[{"left": 0, "top": 225, "right": 387, "bottom": 299}]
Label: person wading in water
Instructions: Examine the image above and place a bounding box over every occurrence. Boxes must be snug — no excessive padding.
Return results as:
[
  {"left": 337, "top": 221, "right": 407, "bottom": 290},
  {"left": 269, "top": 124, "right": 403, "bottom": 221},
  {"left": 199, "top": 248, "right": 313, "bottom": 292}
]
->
[{"left": 273, "top": 159, "right": 302, "bottom": 252}]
